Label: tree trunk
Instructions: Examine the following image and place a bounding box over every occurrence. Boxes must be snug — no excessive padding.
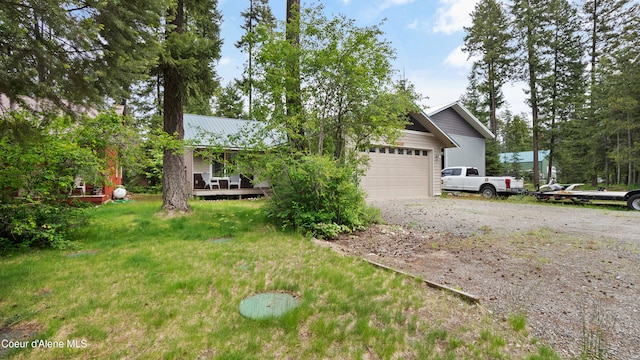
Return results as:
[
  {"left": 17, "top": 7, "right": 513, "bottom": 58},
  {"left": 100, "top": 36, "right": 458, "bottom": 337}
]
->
[
  {"left": 524, "top": 12, "right": 540, "bottom": 190},
  {"left": 286, "top": 0, "right": 303, "bottom": 150},
  {"left": 628, "top": 128, "right": 633, "bottom": 187},
  {"left": 162, "top": 0, "right": 190, "bottom": 212}
]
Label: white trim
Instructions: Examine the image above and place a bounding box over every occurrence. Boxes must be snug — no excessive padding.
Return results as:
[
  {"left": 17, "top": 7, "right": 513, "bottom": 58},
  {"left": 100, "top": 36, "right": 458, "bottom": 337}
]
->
[{"left": 403, "top": 129, "right": 437, "bottom": 137}]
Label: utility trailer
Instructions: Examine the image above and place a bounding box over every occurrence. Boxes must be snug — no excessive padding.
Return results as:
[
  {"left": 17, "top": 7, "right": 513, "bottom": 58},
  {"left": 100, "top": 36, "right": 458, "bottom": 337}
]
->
[{"left": 534, "top": 185, "right": 640, "bottom": 211}]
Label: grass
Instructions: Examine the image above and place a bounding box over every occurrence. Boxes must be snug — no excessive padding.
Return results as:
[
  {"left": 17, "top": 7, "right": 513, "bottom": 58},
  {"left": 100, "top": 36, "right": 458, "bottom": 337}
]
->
[{"left": 1, "top": 197, "right": 556, "bottom": 359}]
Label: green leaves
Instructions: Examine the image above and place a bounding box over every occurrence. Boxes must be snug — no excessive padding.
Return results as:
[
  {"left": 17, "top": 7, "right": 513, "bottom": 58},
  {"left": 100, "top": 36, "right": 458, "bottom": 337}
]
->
[
  {"left": 1, "top": 0, "right": 165, "bottom": 112},
  {"left": 263, "top": 154, "right": 377, "bottom": 239}
]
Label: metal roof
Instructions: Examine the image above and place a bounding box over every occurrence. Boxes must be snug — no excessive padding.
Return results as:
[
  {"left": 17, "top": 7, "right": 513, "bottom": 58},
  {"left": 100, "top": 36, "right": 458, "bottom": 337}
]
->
[
  {"left": 499, "top": 150, "right": 550, "bottom": 163},
  {"left": 184, "top": 114, "right": 283, "bottom": 149}
]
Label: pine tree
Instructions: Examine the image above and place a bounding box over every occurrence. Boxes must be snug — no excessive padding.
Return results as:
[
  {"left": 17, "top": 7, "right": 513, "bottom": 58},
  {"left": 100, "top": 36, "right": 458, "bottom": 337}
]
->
[
  {"left": 598, "top": 2, "right": 640, "bottom": 185},
  {"left": 502, "top": 112, "right": 532, "bottom": 153},
  {"left": 236, "top": 0, "right": 275, "bottom": 118},
  {"left": 581, "top": 0, "right": 637, "bottom": 185},
  {"left": 214, "top": 82, "right": 247, "bottom": 119},
  {"left": 160, "top": 0, "right": 222, "bottom": 212},
  {"left": 286, "top": 0, "right": 303, "bottom": 149},
  {"left": 538, "top": 0, "right": 586, "bottom": 181},
  {"left": 0, "top": 0, "right": 163, "bottom": 112},
  {"left": 511, "top": 0, "right": 552, "bottom": 189},
  {"left": 463, "top": 0, "right": 513, "bottom": 137}
]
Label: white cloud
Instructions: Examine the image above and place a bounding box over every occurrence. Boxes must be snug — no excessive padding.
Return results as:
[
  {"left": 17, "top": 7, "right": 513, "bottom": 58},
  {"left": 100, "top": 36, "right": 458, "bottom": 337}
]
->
[
  {"left": 405, "top": 18, "right": 430, "bottom": 31},
  {"left": 218, "top": 57, "right": 234, "bottom": 67},
  {"left": 433, "top": 0, "right": 479, "bottom": 35},
  {"left": 368, "top": 0, "right": 415, "bottom": 17},
  {"left": 443, "top": 45, "right": 478, "bottom": 69},
  {"left": 406, "top": 69, "right": 467, "bottom": 108}
]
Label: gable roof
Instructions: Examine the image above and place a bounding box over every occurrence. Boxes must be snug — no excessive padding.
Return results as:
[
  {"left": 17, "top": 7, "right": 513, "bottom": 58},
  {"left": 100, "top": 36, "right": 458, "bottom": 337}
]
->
[
  {"left": 427, "top": 101, "right": 495, "bottom": 140},
  {"left": 408, "top": 109, "right": 459, "bottom": 148},
  {"left": 184, "top": 110, "right": 459, "bottom": 150},
  {"left": 184, "top": 114, "right": 283, "bottom": 149}
]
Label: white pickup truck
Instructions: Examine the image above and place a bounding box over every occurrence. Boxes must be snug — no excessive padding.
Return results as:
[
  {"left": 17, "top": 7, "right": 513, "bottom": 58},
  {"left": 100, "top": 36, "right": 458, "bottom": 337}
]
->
[{"left": 441, "top": 166, "right": 525, "bottom": 198}]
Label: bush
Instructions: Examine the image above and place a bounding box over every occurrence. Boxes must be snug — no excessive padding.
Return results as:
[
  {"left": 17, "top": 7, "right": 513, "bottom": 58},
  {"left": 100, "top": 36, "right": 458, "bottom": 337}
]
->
[
  {"left": 0, "top": 202, "right": 89, "bottom": 254},
  {"left": 264, "top": 154, "right": 380, "bottom": 239}
]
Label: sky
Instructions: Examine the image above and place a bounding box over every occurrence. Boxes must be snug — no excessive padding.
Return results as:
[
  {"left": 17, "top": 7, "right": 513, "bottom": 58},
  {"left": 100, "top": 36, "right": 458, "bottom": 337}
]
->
[{"left": 216, "top": 0, "right": 529, "bottom": 116}]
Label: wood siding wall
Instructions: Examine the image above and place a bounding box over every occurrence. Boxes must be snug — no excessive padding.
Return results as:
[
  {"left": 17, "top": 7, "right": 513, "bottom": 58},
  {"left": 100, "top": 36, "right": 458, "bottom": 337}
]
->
[{"left": 431, "top": 108, "right": 484, "bottom": 139}]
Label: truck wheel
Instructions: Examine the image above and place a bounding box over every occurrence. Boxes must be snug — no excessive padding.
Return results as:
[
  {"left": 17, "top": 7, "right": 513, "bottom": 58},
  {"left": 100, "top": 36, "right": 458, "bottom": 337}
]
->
[
  {"left": 628, "top": 194, "right": 640, "bottom": 211},
  {"left": 480, "top": 185, "right": 497, "bottom": 199}
]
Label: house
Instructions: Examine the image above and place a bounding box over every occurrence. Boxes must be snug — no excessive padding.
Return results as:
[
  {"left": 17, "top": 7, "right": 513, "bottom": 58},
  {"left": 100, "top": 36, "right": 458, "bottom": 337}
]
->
[
  {"left": 1, "top": 94, "right": 123, "bottom": 204},
  {"left": 184, "top": 111, "right": 459, "bottom": 200},
  {"left": 426, "top": 101, "right": 495, "bottom": 176},
  {"left": 68, "top": 145, "right": 123, "bottom": 204},
  {"left": 359, "top": 110, "right": 458, "bottom": 199},
  {"left": 499, "top": 150, "right": 555, "bottom": 182},
  {"left": 183, "top": 114, "right": 281, "bottom": 198}
]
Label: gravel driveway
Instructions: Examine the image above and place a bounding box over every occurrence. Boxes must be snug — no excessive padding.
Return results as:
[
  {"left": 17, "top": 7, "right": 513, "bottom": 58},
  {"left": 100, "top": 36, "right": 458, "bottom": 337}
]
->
[{"left": 334, "top": 197, "right": 640, "bottom": 359}]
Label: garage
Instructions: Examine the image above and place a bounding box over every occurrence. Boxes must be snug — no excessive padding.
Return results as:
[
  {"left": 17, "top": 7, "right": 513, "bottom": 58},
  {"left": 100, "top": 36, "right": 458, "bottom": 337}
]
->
[
  {"left": 359, "top": 112, "right": 459, "bottom": 200},
  {"left": 361, "top": 146, "right": 433, "bottom": 199}
]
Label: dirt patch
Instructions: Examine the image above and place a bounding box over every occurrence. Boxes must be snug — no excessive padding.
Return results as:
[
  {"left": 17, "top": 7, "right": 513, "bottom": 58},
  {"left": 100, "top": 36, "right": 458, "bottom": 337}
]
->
[
  {"left": 0, "top": 322, "right": 42, "bottom": 358},
  {"left": 332, "top": 197, "right": 640, "bottom": 360}
]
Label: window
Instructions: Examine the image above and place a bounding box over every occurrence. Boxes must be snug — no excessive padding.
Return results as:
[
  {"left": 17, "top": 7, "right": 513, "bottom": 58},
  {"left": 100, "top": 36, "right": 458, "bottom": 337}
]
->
[
  {"left": 442, "top": 168, "right": 462, "bottom": 177},
  {"left": 415, "top": 150, "right": 421, "bottom": 156},
  {"left": 378, "top": 147, "right": 386, "bottom": 153},
  {"left": 397, "top": 148, "right": 404, "bottom": 155},
  {"left": 388, "top": 148, "right": 395, "bottom": 154},
  {"left": 212, "top": 161, "right": 225, "bottom": 177},
  {"left": 406, "top": 149, "right": 412, "bottom": 155},
  {"left": 422, "top": 150, "right": 428, "bottom": 156},
  {"left": 369, "top": 148, "right": 376, "bottom": 153}
]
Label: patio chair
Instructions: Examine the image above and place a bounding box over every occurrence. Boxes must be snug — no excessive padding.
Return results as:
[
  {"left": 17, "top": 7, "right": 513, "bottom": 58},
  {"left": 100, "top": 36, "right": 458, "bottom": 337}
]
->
[
  {"left": 201, "top": 172, "right": 220, "bottom": 189},
  {"left": 228, "top": 174, "right": 242, "bottom": 189},
  {"left": 69, "top": 177, "right": 86, "bottom": 196}
]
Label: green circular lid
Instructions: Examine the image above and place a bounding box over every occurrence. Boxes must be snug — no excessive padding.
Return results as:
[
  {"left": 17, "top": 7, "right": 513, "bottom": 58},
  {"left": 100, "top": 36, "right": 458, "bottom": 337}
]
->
[{"left": 239, "top": 292, "right": 299, "bottom": 320}]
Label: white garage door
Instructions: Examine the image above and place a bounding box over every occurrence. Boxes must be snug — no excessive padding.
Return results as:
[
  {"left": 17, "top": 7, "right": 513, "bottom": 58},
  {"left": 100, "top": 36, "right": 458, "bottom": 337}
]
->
[{"left": 361, "top": 147, "right": 432, "bottom": 199}]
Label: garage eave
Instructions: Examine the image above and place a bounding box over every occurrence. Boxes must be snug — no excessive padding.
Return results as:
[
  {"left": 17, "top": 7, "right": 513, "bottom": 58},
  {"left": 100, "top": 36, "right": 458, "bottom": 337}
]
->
[{"left": 409, "top": 110, "right": 459, "bottom": 148}]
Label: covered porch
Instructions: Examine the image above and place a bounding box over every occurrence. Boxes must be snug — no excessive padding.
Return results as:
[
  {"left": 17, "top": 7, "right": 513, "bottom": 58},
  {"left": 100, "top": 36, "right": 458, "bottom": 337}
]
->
[{"left": 185, "top": 147, "right": 269, "bottom": 199}]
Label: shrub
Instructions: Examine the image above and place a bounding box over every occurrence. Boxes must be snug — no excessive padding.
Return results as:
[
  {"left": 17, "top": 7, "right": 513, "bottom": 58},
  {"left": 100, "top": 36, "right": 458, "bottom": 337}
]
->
[
  {"left": 264, "top": 154, "right": 379, "bottom": 239},
  {"left": 0, "top": 202, "right": 89, "bottom": 254}
]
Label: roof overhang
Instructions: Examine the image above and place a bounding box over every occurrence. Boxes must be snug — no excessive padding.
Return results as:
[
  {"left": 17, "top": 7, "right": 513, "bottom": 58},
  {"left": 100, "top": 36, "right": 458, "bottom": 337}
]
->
[
  {"left": 428, "top": 101, "right": 495, "bottom": 140},
  {"left": 409, "top": 110, "right": 459, "bottom": 148}
]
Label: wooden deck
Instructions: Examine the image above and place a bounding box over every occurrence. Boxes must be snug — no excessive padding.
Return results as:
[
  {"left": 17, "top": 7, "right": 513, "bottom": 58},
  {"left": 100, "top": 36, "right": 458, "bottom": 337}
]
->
[
  {"left": 192, "top": 187, "right": 270, "bottom": 199},
  {"left": 68, "top": 194, "right": 110, "bottom": 204}
]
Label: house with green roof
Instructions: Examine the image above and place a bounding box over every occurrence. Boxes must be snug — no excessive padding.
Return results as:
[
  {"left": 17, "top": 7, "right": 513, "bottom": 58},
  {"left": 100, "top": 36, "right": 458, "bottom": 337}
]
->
[{"left": 499, "top": 150, "right": 556, "bottom": 182}]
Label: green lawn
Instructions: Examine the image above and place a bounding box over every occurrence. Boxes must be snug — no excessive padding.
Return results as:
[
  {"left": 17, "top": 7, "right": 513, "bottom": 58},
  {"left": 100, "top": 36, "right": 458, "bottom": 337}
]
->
[{"left": 1, "top": 198, "right": 554, "bottom": 359}]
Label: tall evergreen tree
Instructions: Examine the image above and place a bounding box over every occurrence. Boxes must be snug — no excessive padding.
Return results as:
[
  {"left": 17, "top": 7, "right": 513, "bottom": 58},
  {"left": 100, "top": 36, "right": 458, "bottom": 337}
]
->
[
  {"left": 502, "top": 111, "right": 532, "bottom": 153},
  {"left": 511, "top": 0, "right": 552, "bottom": 189},
  {"left": 286, "top": 0, "right": 303, "bottom": 149},
  {"left": 598, "top": 2, "right": 640, "bottom": 185},
  {"left": 581, "top": 0, "right": 636, "bottom": 185},
  {"left": 236, "top": 0, "right": 275, "bottom": 118},
  {"left": 0, "top": 0, "right": 163, "bottom": 113},
  {"left": 463, "top": 0, "right": 512, "bottom": 176},
  {"left": 214, "top": 82, "right": 247, "bottom": 119},
  {"left": 538, "top": 0, "right": 586, "bottom": 181},
  {"left": 463, "top": 0, "right": 513, "bottom": 136},
  {"left": 160, "top": 0, "right": 222, "bottom": 212}
]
